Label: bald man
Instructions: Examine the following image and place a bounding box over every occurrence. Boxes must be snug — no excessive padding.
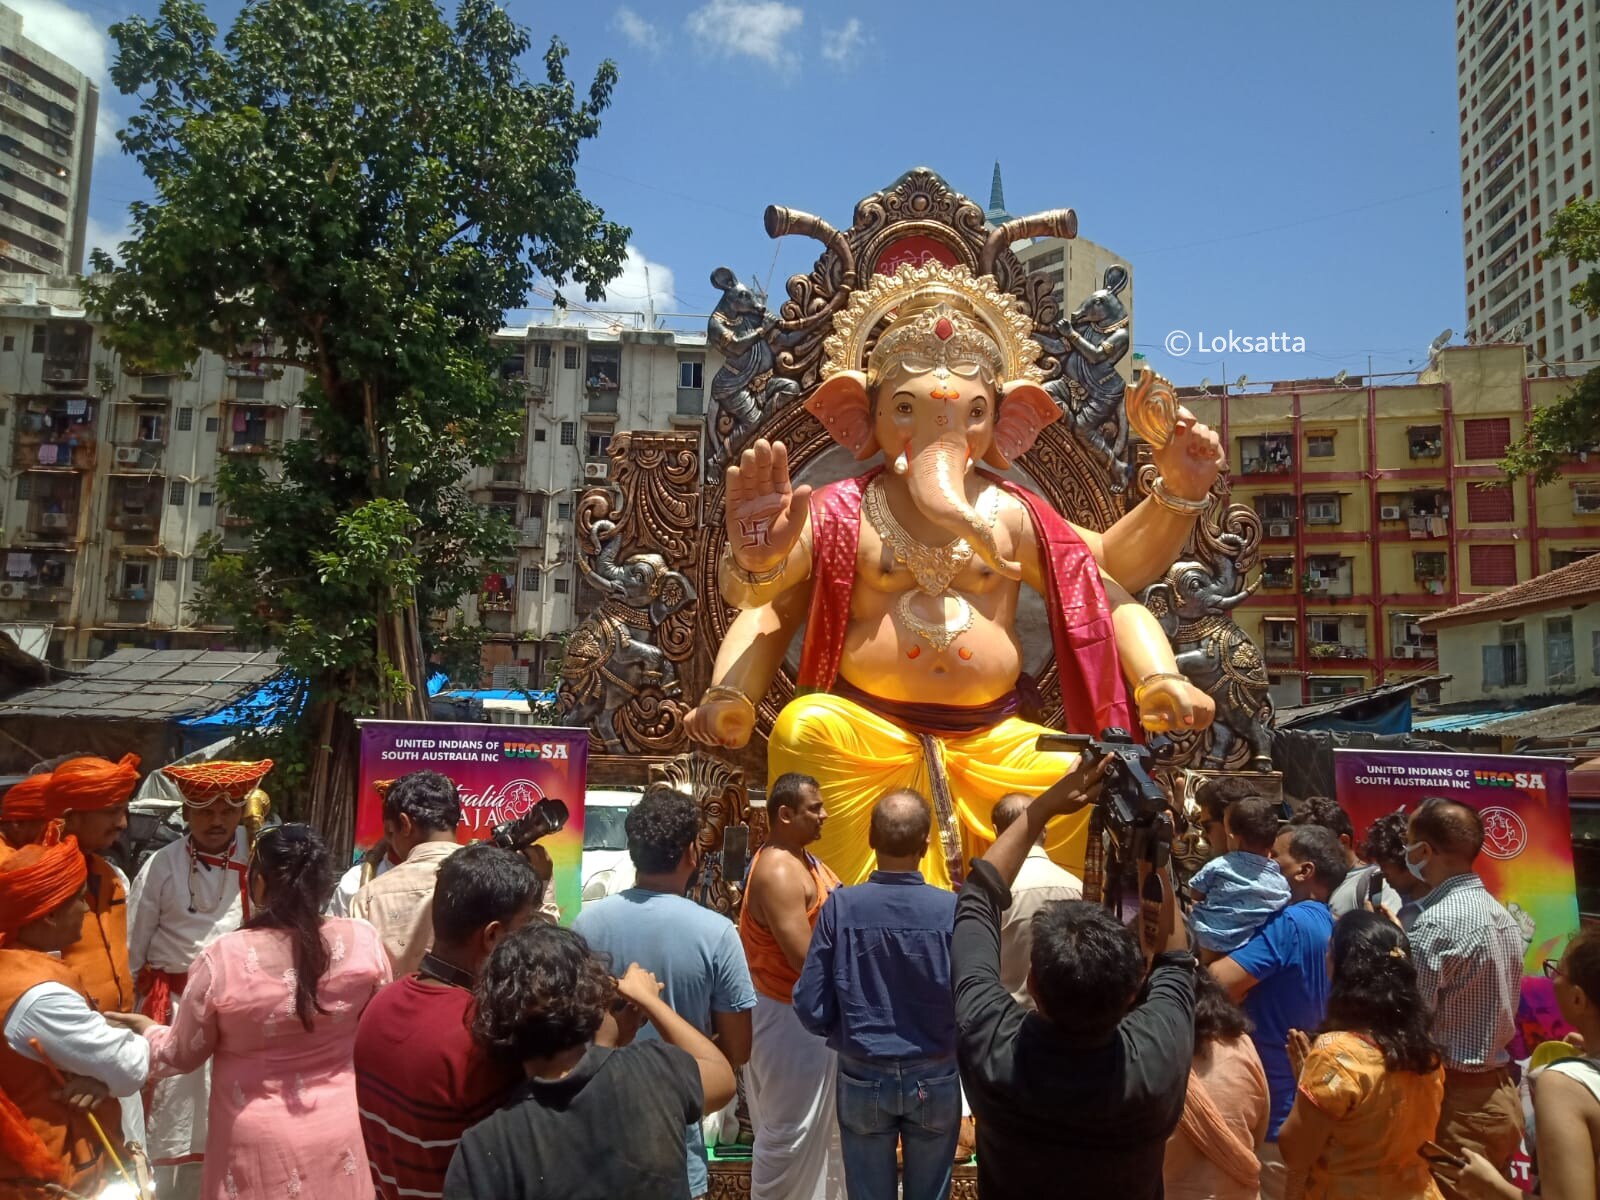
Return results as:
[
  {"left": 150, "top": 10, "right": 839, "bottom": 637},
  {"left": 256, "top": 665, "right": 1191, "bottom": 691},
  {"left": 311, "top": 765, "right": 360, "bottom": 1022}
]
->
[
  {"left": 794, "top": 790, "right": 960, "bottom": 1200},
  {"left": 1404, "top": 798, "right": 1526, "bottom": 1199}
]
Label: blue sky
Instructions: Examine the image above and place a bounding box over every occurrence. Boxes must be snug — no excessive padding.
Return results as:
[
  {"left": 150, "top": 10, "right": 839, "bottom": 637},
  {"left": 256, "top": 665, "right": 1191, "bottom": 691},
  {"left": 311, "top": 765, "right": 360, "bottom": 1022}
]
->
[{"left": 27, "top": 0, "right": 1466, "bottom": 386}]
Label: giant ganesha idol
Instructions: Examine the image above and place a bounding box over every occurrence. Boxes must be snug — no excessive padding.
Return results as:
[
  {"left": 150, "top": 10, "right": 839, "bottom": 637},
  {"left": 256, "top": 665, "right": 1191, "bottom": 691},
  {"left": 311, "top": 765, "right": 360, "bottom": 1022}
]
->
[{"left": 685, "top": 262, "right": 1225, "bottom": 888}]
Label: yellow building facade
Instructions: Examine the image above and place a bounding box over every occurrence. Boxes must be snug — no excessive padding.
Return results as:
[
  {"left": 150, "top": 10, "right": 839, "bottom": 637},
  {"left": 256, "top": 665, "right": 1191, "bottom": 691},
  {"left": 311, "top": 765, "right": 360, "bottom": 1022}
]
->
[{"left": 1179, "top": 343, "right": 1591, "bottom": 707}]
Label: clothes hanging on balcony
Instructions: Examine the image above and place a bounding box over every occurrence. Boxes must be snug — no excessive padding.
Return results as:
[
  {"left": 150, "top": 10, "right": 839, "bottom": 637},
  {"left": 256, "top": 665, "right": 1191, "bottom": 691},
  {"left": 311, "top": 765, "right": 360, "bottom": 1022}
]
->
[
  {"left": 36, "top": 443, "right": 56, "bottom": 465},
  {"left": 6, "top": 553, "right": 33, "bottom": 578},
  {"left": 233, "top": 410, "right": 249, "bottom": 433}
]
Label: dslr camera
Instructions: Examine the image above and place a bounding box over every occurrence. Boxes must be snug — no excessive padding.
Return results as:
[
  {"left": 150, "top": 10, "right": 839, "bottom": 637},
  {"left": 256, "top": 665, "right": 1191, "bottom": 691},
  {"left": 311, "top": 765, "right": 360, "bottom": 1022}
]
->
[
  {"left": 1035, "top": 728, "right": 1175, "bottom": 868},
  {"left": 489, "top": 797, "right": 569, "bottom": 852}
]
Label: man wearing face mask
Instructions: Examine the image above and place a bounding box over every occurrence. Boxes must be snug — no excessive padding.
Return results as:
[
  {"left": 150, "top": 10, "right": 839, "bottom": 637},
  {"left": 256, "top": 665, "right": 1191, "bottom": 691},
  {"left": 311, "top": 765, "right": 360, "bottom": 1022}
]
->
[
  {"left": 126, "top": 759, "right": 271, "bottom": 1200},
  {"left": 1402, "top": 798, "right": 1526, "bottom": 1199}
]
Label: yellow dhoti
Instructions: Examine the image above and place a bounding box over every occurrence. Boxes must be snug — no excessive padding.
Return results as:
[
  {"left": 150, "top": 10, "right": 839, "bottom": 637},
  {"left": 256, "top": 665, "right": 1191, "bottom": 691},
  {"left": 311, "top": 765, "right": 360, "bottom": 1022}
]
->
[{"left": 767, "top": 692, "right": 1085, "bottom": 890}]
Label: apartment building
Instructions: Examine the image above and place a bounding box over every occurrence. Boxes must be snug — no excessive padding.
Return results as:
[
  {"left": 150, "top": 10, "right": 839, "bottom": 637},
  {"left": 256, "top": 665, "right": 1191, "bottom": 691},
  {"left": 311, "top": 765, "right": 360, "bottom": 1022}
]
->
[
  {"left": 1181, "top": 342, "right": 1590, "bottom": 707},
  {"left": 0, "top": 3, "right": 97, "bottom": 275},
  {"left": 0, "top": 275, "right": 721, "bottom": 676},
  {"left": 1457, "top": 0, "right": 1600, "bottom": 368},
  {"left": 459, "top": 316, "right": 720, "bottom": 687}
]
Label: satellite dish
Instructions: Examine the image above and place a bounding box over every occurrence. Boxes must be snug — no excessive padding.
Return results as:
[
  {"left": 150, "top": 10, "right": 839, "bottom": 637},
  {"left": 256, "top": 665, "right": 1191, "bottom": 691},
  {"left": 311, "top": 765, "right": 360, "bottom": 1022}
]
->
[
  {"left": 1235, "top": 375, "right": 1249, "bottom": 390},
  {"left": 1332, "top": 370, "right": 1348, "bottom": 387},
  {"left": 1428, "top": 329, "right": 1454, "bottom": 354},
  {"left": 1199, "top": 377, "right": 1210, "bottom": 390}
]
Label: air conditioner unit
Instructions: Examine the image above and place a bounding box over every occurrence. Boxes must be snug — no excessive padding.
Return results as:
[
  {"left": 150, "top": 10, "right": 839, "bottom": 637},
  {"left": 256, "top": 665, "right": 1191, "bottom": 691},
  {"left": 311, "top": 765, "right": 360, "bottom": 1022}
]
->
[
  {"left": 42, "top": 367, "right": 67, "bottom": 381},
  {"left": 38, "top": 513, "right": 67, "bottom": 530},
  {"left": 0, "top": 581, "right": 23, "bottom": 600},
  {"left": 1394, "top": 644, "right": 1414, "bottom": 659},
  {"left": 1380, "top": 506, "right": 1402, "bottom": 521},
  {"left": 1267, "top": 521, "right": 1291, "bottom": 538},
  {"left": 583, "top": 462, "right": 609, "bottom": 481},
  {"left": 113, "top": 447, "right": 142, "bottom": 467}
]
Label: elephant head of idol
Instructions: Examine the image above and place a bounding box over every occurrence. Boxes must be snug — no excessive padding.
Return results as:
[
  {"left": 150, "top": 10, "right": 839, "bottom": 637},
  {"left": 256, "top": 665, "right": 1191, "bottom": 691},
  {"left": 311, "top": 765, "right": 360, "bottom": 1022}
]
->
[{"left": 804, "top": 263, "right": 1061, "bottom": 579}]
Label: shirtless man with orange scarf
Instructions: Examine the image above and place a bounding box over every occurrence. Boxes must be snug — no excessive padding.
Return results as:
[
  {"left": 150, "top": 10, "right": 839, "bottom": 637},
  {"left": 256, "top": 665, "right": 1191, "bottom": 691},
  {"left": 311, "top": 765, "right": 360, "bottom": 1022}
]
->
[{"left": 688, "top": 263, "right": 1223, "bottom": 888}]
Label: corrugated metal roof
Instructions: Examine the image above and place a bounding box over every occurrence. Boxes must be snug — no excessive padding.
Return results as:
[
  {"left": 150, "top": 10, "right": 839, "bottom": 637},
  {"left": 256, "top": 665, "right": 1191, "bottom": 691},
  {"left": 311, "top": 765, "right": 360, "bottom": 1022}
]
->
[
  {"left": 1412, "top": 699, "right": 1600, "bottom": 736},
  {"left": 0, "top": 649, "right": 281, "bottom": 721}
]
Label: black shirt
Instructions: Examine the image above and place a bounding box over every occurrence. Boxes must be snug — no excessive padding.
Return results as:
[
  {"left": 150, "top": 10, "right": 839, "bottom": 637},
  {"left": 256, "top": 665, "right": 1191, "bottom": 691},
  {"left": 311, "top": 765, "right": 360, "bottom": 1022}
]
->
[
  {"left": 443, "top": 1041, "right": 703, "bottom": 1200},
  {"left": 952, "top": 859, "right": 1196, "bottom": 1200}
]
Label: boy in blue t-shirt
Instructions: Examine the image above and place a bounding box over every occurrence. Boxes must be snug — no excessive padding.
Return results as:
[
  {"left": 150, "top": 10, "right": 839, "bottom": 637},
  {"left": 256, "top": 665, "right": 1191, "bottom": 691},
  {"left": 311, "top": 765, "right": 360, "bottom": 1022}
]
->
[{"left": 1187, "top": 796, "right": 1291, "bottom": 964}]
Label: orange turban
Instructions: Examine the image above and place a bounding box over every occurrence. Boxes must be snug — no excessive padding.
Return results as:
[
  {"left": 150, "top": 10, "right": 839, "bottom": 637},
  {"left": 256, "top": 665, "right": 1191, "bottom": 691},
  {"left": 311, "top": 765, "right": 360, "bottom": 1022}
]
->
[
  {"left": 46, "top": 754, "right": 140, "bottom": 814},
  {"left": 0, "top": 831, "right": 87, "bottom": 946},
  {"left": 0, "top": 774, "right": 54, "bottom": 822}
]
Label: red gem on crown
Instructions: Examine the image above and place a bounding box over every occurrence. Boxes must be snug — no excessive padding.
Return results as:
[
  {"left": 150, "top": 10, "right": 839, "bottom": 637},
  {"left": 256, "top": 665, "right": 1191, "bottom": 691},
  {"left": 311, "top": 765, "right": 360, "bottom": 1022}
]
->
[{"left": 934, "top": 316, "right": 954, "bottom": 341}]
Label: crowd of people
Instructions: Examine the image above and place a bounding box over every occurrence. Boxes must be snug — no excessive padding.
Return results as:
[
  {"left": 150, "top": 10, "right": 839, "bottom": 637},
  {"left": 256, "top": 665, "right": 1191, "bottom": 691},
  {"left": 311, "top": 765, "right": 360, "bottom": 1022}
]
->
[{"left": 0, "top": 753, "right": 1594, "bottom": 1200}]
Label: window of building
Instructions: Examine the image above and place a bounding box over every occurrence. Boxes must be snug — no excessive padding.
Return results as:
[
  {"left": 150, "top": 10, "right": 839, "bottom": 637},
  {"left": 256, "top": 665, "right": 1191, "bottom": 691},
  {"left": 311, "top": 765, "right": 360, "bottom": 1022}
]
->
[
  {"left": 235, "top": 378, "right": 266, "bottom": 400},
  {"left": 585, "top": 347, "right": 621, "bottom": 390},
  {"left": 1469, "top": 543, "right": 1518, "bottom": 586},
  {"left": 1306, "top": 433, "right": 1336, "bottom": 458},
  {"left": 1305, "top": 494, "right": 1341, "bottom": 524},
  {"left": 1483, "top": 623, "right": 1527, "bottom": 687},
  {"left": 30, "top": 325, "right": 44, "bottom": 354},
  {"left": 522, "top": 567, "right": 542, "bottom": 591},
  {"left": 557, "top": 501, "right": 572, "bottom": 521},
  {"left": 1463, "top": 417, "right": 1512, "bottom": 459},
  {"left": 176, "top": 407, "right": 194, "bottom": 432},
  {"left": 1553, "top": 548, "right": 1599, "bottom": 569},
  {"left": 586, "top": 430, "right": 612, "bottom": 458},
  {"left": 1309, "top": 616, "right": 1342, "bottom": 644},
  {"left": 1, "top": 336, "right": 12, "bottom": 352},
  {"left": 160, "top": 558, "right": 179, "bottom": 582},
  {"left": 169, "top": 480, "right": 187, "bottom": 506},
  {"left": 1408, "top": 425, "right": 1443, "bottom": 458},
  {"left": 198, "top": 490, "right": 214, "bottom": 507},
  {"left": 1308, "top": 676, "right": 1363, "bottom": 700},
  {"left": 205, "top": 416, "right": 220, "bottom": 433},
  {"left": 193, "top": 559, "right": 208, "bottom": 583},
  {"left": 533, "top": 427, "right": 546, "bottom": 442},
  {"left": 559, "top": 421, "right": 576, "bottom": 446},
  {"left": 562, "top": 345, "right": 579, "bottom": 370},
  {"left": 137, "top": 414, "right": 164, "bottom": 442},
  {"left": 1466, "top": 483, "right": 1515, "bottom": 522},
  {"left": 1413, "top": 552, "right": 1448, "bottom": 580},
  {"left": 1547, "top": 615, "right": 1576, "bottom": 684},
  {"left": 554, "top": 576, "right": 570, "bottom": 594},
  {"left": 1238, "top": 433, "right": 1294, "bottom": 474},
  {"left": 119, "top": 562, "right": 151, "bottom": 597},
  {"left": 678, "top": 357, "right": 704, "bottom": 390},
  {"left": 1261, "top": 556, "right": 1295, "bottom": 588},
  {"left": 532, "top": 343, "right": 552, "bottom": 368}
]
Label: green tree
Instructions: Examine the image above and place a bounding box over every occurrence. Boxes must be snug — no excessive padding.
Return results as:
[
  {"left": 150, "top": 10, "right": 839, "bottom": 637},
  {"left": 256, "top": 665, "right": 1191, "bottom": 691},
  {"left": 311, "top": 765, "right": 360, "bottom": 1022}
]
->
[
  {"left": 1501, "top": 198, "right": 1600, "bottom": 484},
  {"left": 87, "top": 0, "right": 628, "bottom": 854}
]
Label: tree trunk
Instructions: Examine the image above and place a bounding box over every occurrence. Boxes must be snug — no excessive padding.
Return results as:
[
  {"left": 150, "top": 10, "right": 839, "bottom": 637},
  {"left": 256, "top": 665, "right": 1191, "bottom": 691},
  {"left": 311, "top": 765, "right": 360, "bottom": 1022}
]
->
[{"left": 302, "top": 693, "right": 361, "bottom": 868}]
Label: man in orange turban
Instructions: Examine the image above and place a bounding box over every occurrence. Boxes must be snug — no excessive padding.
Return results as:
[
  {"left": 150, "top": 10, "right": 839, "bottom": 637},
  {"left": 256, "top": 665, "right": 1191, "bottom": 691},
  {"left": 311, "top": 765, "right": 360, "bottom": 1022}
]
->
[
  {"left": 47, "top": 754, "right": 141, "bottom": 1014},
  {"left": 0, "top": 774, "right": 55, "bottom": 850},
  {"left": 0, "top": 833, "right": 149, "bottom": 1197}
]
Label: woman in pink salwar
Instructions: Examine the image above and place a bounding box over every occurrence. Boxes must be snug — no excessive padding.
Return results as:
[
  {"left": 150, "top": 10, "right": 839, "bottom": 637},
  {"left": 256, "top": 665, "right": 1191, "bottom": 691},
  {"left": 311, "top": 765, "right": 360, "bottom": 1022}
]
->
[{"left": 113, "top": 824, "right": 392, "bottom": 1200}]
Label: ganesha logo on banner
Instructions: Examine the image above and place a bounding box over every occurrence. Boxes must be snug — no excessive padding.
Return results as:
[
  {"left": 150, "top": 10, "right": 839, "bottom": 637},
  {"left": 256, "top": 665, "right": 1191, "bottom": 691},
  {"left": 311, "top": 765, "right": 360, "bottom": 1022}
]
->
[
  {"left": 462, "top": 778, "right": 547, "bottom": 832},
  {"left": 1479, "top": 806, "right": 1529, "bottom": 861}
]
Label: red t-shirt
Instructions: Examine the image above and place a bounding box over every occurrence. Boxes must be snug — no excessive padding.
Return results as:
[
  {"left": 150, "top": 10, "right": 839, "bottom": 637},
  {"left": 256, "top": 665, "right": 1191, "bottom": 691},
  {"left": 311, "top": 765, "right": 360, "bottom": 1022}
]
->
[{"left": 354, "top": 975, "right": 520, "bottom": 1200}]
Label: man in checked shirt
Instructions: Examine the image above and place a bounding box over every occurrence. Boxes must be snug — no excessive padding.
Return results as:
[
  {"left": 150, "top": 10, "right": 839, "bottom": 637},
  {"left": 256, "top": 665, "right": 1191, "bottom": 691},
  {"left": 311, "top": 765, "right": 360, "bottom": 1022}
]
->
[{"left": 1403, "top": 798, "right": 1527, "bottom": 1199}]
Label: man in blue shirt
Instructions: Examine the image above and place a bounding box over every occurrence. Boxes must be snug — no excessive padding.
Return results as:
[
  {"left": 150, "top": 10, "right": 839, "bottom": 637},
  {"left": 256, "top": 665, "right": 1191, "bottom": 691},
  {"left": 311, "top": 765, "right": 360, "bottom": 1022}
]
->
[
  {"left": 1211, "top": 822, "right": 1348, "bottom": 1200},
  {"left": 573, "top": 786, "right": 757, "bottom": 1199},
  {"left": 794, "top": 789, "right": 959, "bottom": 1200}
]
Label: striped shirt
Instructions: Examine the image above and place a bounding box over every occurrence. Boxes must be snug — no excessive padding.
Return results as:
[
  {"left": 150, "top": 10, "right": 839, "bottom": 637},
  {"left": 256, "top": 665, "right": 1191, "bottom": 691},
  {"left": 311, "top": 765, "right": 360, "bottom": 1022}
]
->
[
  {"left": 354, "top": 976, "right": 520, "bottom": 1200},
  {"left": 1407, "top": 872, "right": 1525, "bottom": 1071}
]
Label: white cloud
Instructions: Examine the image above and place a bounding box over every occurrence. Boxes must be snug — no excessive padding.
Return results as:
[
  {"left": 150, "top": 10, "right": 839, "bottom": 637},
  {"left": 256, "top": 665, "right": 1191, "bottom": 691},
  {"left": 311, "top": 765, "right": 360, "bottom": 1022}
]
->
[
  {"left": 820, "top": 17, "right": 866, "bottom": 67},
  {"left": 547, "top": 246, "right": 679, "bottom": 327},
  {"left": 612, "top": 6, "right": 665, "bottom": 53},
  {"left": 81, "top": 211, "right": 128, "bottom": 267},
  {"left": 4, "top": 0, "right": 120, "bottom": 159},
  {"left": 686, "top": 0, "right": 803, "bottom": 69}
]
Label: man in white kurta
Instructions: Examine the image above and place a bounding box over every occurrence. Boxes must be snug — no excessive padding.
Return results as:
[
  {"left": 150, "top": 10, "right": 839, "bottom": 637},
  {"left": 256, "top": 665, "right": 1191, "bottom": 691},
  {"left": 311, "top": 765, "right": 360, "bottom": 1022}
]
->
[{"left": 127, "top": 761, "right": 267, "bottom": 1200}]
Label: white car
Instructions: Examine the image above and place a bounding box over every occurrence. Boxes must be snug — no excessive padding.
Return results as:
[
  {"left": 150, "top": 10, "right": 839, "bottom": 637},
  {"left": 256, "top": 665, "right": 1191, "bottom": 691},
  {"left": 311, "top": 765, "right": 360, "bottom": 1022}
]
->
[{"left": 581, "top": 788, "right": 644, "bottom": 902}]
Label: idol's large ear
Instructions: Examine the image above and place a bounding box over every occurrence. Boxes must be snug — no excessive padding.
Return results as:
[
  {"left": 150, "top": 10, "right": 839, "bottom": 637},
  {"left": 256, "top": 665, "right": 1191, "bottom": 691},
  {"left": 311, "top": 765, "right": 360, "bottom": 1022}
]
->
[
  {"left": 984, "top": 381, "right": 1061, "bottom": 468},
  {"left": 805, "top": 371, "right": 879, "bottom": 459}
]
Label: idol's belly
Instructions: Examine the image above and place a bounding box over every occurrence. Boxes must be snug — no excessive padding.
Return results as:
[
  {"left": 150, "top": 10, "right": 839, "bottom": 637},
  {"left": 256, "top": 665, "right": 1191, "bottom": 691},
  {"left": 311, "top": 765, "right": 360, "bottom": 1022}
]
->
[{"left": 838, "top": 588, "right": 1022, "bottom": 706}]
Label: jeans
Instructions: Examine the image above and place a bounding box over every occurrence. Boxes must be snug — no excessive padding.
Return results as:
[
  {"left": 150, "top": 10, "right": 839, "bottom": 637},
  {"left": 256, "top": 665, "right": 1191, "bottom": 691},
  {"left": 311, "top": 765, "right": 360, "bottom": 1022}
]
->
[{"left": 834, "top": 1054, "right": 961, "bottom": 1200}]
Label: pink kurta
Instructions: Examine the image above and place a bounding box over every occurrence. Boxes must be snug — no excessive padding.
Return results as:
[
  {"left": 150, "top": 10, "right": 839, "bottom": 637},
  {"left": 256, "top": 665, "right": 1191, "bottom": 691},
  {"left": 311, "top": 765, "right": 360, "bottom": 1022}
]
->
[{"left": 145, "top": 917, "right": 392, "bottom": 1200}]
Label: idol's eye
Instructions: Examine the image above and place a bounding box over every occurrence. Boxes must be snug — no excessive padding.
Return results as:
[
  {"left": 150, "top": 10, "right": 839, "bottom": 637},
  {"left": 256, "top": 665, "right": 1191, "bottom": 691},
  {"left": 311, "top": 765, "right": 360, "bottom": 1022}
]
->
[
  {"left": 895, "top": 399, "right": 914, "bottom": 416},
  {"left": 969, "top": 402, "right": 986, "bottom": 421}
]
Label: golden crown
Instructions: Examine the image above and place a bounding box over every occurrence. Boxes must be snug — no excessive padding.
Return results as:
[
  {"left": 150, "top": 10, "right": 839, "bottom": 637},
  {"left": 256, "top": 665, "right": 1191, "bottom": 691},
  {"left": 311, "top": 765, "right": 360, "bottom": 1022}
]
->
[{"left": 821, "top": 262, "right": 1045, "bottom": 389}]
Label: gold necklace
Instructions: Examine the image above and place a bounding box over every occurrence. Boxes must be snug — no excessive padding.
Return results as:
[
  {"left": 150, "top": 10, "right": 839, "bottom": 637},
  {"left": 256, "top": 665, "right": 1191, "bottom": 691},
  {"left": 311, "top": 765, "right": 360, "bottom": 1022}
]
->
[{"left": 864, "top": 479, "right": 999, "bottom": 649}]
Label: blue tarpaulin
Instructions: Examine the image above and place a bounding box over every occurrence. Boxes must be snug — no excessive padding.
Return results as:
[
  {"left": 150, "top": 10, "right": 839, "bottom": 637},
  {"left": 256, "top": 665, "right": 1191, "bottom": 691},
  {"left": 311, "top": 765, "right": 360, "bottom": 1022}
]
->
[{"left": 178, "top": 672, "right": 452, "bottom": 743}]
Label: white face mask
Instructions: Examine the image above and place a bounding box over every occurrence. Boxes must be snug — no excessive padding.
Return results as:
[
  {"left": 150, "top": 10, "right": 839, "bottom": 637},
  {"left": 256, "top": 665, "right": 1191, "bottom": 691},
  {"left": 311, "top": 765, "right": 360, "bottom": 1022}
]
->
[{"left": 1404, "top": 840, "right": 1430, "bottom": 883}]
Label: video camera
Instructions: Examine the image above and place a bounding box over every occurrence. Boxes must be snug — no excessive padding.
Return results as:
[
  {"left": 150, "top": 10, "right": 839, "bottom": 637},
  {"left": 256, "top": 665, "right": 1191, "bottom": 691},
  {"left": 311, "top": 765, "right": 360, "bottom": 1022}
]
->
[
  {"left": 489, "top": 798, "right": 569, "bottom": 852},
  {"left": 1035, "top": 728, "right": 1176, "bottom": 869}
]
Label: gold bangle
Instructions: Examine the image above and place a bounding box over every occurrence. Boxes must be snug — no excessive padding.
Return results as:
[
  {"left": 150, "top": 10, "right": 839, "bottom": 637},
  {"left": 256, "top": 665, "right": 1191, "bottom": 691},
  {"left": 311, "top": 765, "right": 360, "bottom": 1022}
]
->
[
  {"left": 1148, "top": 476, "right": 1210, "bottom": 516},
  {"left": 722, "top": 546, "right": 787, "bottom": 587},
  {"left": 702, "top": 685, "right": 757, "bottom": 716},
  {"left": 1134, "top": 672, "right": 1189, "bottom": 704}
]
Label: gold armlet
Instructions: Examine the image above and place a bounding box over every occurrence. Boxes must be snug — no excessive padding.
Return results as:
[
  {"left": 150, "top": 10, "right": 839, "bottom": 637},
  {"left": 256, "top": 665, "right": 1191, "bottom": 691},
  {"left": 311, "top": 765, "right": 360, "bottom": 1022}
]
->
[
  {"left": 718, "top": 546, "right": 789, "bottom": 607},
  {"left": 1134, "top": 672, "right": 1189, "bottom": 705},
  {"left": 701, "top": 685, "right": 757, "bottom": 717},
  {"left": 1147, "top": 476, "right": 1211, "bottom": 516}
]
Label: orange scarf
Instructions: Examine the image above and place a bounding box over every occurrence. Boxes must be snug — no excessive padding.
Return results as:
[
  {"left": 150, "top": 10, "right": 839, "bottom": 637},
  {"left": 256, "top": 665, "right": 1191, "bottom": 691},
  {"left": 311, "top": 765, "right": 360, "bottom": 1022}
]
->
[{"left": 1177, "top": 1065, "right": 1262, "bottom": 1190}]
